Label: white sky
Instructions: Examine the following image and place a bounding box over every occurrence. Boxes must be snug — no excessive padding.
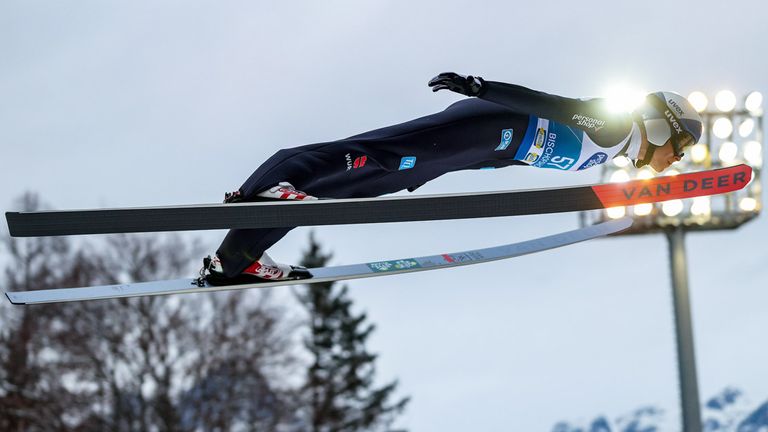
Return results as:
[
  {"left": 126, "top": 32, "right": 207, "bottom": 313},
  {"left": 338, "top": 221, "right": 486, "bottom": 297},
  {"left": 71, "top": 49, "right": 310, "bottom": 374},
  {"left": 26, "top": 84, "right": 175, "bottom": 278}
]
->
[{"left": 1, "top": 1, "right": 767, "bottom": 430}]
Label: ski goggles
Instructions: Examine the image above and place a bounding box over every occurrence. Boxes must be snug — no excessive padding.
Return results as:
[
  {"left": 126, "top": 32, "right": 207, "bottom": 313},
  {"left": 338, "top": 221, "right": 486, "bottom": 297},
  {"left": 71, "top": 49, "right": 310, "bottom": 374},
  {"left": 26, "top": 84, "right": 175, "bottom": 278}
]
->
[{"left": 671, "top": 133, "right": 694, "bottom": 158}]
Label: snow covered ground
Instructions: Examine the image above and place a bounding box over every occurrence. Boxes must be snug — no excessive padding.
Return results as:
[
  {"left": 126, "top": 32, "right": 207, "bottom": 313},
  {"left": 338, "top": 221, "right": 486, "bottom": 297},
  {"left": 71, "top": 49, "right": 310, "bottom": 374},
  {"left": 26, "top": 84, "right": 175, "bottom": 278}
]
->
[{"left": 553, "top": 388, "right": 768, "bottom": 432}]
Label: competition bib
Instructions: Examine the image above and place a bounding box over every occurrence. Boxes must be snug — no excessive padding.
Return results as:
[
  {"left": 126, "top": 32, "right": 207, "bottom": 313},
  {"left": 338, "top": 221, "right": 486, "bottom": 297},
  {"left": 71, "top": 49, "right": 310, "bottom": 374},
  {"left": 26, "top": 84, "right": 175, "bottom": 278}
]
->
[{"left": 514, "top": 117, "right": 624, "bottom": 171}]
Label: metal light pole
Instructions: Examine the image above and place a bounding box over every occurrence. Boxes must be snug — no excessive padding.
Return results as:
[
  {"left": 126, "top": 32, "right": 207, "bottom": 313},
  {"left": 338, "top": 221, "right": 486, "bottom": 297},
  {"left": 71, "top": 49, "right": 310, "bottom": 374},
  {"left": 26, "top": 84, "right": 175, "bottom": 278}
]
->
[{"left": 666, "top": 226, "right": 701, "bottom": 432}]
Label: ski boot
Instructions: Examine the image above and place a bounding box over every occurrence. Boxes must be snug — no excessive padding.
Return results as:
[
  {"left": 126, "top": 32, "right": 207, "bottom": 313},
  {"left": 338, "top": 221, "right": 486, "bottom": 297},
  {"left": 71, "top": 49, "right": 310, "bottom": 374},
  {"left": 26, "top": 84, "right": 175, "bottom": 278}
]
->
[
  {"left": 201, "top": 253, "right": 312, "bottom": 286},
  {"left": 223, "top": 182, "right": 318, "bottom": 204},
  {"left": 255, "top": 182, "right": 318, "bottom": 201}
]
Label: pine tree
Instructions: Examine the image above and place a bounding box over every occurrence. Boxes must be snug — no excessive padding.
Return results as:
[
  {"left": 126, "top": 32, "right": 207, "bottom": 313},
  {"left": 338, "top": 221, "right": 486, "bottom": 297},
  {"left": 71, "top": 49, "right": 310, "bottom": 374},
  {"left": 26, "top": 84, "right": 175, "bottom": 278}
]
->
[{"left": 297, "top": 233, "right": 410, "bottom": 432}]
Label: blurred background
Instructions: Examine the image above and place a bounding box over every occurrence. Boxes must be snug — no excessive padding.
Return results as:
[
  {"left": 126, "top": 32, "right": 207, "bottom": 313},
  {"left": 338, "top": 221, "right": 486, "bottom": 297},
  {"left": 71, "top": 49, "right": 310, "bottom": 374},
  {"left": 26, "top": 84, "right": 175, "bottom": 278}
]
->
[{"left": 1, "top": 1, "right": 766, "bottom": 430}]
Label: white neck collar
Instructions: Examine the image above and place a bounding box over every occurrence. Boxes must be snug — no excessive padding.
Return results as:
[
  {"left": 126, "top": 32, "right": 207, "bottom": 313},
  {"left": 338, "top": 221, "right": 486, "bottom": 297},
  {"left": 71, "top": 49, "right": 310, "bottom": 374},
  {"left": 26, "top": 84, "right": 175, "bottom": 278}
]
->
[{"left": 625, "top": 122, "right": 643, "bottom": 160}]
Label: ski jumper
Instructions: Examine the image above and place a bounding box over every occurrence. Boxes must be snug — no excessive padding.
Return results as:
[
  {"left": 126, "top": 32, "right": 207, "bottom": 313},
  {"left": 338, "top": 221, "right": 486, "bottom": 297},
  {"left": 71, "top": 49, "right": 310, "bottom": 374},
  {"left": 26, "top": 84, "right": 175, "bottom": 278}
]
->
[{"left": 216, "top": 82, "right": 637, "bottom": 277}]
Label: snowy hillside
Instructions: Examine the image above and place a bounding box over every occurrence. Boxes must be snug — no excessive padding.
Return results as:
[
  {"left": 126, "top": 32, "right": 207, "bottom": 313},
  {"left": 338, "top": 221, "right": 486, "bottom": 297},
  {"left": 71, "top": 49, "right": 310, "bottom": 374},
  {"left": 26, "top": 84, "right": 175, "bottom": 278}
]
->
[{"left": 553, "top": 388, "right": 768, "bottom": 432}]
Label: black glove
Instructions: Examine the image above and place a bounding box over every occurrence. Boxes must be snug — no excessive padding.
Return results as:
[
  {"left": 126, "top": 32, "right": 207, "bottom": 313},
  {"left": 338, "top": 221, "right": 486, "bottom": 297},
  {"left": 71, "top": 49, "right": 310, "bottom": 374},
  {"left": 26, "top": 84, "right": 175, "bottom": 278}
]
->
[{"left": 428, "top": 72, "right": 485, "bottom": 97}]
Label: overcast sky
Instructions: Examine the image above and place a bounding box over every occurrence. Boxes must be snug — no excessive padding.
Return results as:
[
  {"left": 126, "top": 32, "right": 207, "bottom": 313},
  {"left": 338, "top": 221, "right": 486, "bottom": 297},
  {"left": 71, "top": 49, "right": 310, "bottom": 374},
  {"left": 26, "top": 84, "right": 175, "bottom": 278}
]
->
[{"left": 1, "top": 1, "right": 767, "bottom": 430}]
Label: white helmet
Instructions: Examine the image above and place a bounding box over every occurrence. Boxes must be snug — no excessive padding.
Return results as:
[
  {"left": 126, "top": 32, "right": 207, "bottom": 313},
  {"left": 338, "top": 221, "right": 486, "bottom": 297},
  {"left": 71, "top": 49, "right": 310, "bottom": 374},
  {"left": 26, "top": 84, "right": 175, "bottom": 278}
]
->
[{"left": 632, "top": 92, "right": 703, "bottom": 167}]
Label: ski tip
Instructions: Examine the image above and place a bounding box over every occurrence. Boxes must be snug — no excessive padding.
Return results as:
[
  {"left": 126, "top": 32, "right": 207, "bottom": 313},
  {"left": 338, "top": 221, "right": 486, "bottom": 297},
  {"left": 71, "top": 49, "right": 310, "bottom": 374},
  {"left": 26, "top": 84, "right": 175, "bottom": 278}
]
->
[
  {"left": 740, "top": 163, "right": 753, "bottom": 182},
  {"left": 613, "top": 216, "right": 634, "bottom": 232},
  {"left": 591, "top": 164, "right": 754, "bottom": 208},
  {"left": 594, "top": 216, "right": 634, "bottom": 236},
  {"left": 725, "top": 164, "right": 753, "bottom": 186}
]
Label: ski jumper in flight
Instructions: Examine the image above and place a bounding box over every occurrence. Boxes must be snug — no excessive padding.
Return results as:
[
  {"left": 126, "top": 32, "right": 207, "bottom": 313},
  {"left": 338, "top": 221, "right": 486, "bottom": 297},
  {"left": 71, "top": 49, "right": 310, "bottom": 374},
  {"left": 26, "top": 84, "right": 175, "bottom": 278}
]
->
[{"left": 203, "top": 72, "right": 703, "bottom": 285}]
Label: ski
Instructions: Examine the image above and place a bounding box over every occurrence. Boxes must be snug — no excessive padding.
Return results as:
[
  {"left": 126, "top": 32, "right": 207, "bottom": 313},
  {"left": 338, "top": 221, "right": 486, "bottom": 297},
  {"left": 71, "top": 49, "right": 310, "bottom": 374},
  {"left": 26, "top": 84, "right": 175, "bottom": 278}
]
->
[
  {"left": 5, "top": 165, "right": 751, "bottom": 237},
  {"left": 5, "top": 217, "right": 632, "bottom": 305}
]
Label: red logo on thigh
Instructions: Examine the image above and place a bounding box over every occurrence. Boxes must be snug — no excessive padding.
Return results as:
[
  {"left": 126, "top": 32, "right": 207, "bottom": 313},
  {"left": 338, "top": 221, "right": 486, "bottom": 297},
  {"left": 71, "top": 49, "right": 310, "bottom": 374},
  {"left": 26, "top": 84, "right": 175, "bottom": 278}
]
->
[{"left": 353, "top": 156, "right": 367, "bottom": 169}]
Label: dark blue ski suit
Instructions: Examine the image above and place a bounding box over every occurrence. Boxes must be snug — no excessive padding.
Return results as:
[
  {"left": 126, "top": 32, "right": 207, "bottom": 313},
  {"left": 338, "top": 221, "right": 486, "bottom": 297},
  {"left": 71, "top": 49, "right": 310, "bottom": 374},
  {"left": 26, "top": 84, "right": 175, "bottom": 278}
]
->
[{"left": 217, "top": 82, "right": 636, "bottom": 276}]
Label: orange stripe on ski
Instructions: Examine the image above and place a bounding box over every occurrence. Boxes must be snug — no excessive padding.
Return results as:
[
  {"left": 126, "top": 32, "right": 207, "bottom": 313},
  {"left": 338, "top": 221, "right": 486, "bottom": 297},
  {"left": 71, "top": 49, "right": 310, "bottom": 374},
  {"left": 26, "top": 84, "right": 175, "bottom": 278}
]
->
[{"left": 591, "top": 164, "right": 752, "bottom": 208}]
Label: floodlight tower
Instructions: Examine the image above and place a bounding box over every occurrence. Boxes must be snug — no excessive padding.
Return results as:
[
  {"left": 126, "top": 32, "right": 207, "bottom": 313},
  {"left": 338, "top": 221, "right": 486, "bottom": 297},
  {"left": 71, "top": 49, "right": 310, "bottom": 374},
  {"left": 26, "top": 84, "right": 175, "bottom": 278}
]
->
[{"left": 581, "top": 90, "right": 763, "bottom": 432}]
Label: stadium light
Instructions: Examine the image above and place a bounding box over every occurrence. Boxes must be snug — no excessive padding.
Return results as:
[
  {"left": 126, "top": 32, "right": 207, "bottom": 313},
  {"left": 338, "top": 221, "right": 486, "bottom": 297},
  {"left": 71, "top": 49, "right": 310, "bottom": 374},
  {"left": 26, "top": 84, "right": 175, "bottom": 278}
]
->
[
  {"left": 715, "top": 90, "right": 737, "bottom": 112},
  {"left": 744, "top": 140, "right": 762, "bottom": 166},
  {"left": 606, "top": 206, "right": 626, "bottom": 219},
  {"left": 740, "top": 197, "right": 758, "bottom": 212},
  {"left": 610, "top": 169, "right": 630, "bottom": 183},
  {"left": 634, "top": 203, "right": 654, "bottom": 216},
  {"left": 739, "top": 118, "right": 755, "bottom": 137},
  {"left": 613, "top": 156, "right": 631, "bottom": 168},
  {"left": 690, "top": 197, "right": 711, "bottom": 216},
  {"left": 604, "top": 85, "right": 647, "bottom": 113},
  {"left": 691, "top": 144, "right": 709, "bottom": 164},
  {"left": 745, "top": 91, "right": 763, "bottom": 114},
  {"left": 662, "top": 200, "right": 684, "bottom": 217},
  {"left": 637, "top": 168, "right": 654, "bottom": 180},
  {"left": 688, "top": 91, "right": 709, "bottom": 113},
  {"left": 713, "top": 117, "right": 733, "bottom": 139}
]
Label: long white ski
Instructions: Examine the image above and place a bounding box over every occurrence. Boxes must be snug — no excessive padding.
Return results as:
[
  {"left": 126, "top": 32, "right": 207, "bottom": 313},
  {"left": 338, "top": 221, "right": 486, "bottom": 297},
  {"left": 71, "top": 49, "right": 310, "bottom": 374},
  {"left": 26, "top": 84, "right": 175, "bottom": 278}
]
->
[{"left": 5, "top": 218, "right": 632, "bottom": 305}]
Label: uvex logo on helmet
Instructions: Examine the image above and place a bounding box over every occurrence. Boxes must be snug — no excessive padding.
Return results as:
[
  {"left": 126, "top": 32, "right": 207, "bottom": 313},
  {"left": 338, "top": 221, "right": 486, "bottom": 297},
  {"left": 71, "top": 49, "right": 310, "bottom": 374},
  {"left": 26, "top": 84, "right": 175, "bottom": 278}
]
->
[
  {"left": 667, "top": 98, "right": 685, "bottom": 116},
  {"left": 664, "top": 110, "right": 684, "bottom": 135}
]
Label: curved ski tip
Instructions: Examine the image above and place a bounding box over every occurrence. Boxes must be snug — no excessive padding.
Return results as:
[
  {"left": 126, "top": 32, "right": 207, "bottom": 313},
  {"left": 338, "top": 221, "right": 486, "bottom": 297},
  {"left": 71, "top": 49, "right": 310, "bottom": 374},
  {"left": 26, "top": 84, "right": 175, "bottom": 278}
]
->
[
  {"left": 741, "top": 163, "right": 753, "bottom": 184},
  {"left": 595, "top": 216, "right": 633, "bottom": 235},
  {"left": 614, "top": 216, "right": 634, "bottom": 231}
]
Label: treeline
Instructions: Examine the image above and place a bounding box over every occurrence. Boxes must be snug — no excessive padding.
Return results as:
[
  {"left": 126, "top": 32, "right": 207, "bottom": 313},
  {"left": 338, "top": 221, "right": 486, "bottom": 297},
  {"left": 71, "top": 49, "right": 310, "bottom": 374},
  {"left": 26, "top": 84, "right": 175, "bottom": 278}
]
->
[{"left": 0, "top": 193, "right": 408, "bottom": 431}]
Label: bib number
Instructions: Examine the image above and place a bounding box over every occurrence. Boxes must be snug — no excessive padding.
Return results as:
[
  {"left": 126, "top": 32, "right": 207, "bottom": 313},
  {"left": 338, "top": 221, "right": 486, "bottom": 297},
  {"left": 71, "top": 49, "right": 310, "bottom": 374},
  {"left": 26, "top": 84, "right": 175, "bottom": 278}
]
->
[{"left": 546, "top": 156, "right": 576, "bottom": 170}]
